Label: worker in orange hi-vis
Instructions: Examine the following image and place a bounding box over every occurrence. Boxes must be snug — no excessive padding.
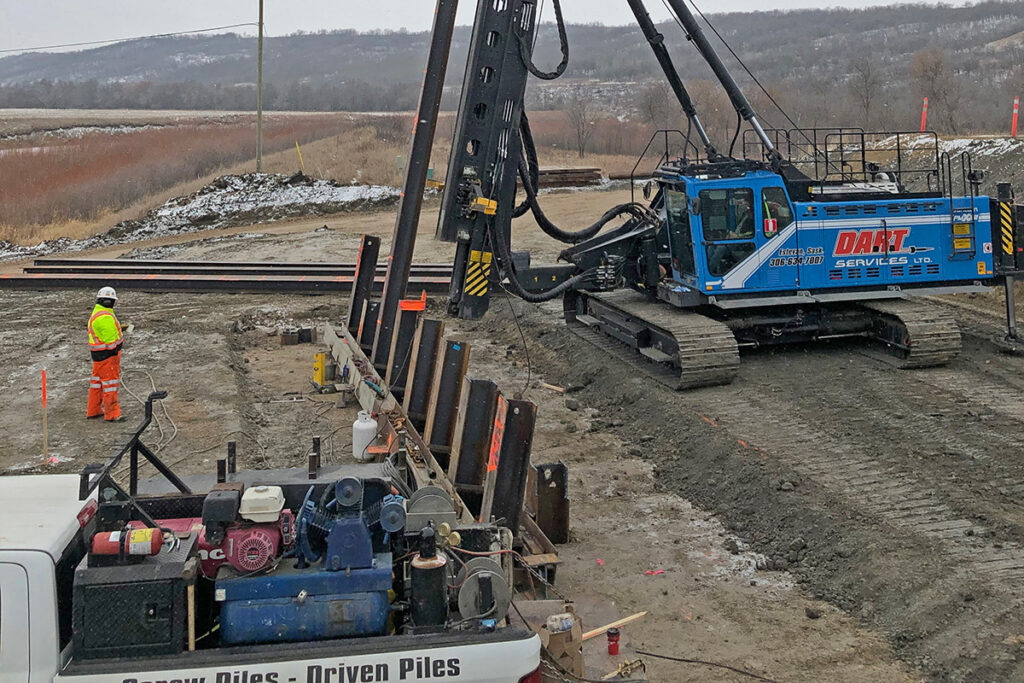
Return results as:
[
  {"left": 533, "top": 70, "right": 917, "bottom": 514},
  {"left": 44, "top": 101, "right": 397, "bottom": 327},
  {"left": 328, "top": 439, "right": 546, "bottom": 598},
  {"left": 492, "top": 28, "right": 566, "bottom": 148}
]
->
[{"left": 86, "top": 286, "right": 125, "bottom": 422}]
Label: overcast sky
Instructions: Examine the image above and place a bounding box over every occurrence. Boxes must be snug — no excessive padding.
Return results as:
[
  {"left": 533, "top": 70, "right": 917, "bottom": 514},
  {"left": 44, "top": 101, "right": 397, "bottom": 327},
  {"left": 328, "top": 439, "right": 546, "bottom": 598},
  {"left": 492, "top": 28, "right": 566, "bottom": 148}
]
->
[{"left": 2, "top": 0, "right": 963, "bottom": 55}]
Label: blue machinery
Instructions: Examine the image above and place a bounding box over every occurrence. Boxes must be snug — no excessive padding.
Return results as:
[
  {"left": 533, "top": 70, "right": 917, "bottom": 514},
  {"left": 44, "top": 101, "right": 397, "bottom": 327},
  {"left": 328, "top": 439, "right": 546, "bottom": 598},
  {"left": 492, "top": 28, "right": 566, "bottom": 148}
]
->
[
  {"left": 215, "top": 477, "right": 504, "bottom": 644},
  {"left": 418, "top": 0, "right": 1024, "bottom": 389},
  {"left": 217, "top": 478, "right": 401, "bottom": 644}
]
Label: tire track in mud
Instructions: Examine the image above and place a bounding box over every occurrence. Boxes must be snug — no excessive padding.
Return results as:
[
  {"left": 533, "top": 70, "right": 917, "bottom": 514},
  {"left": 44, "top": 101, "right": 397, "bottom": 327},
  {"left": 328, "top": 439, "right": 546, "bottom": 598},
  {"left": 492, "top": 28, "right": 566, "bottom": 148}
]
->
[
  {"left": 695, "top": 346, "right": 1024, "bottom": 592},
  {"left": 697, "top": 385, "right": 1024, "bottom": 586}
]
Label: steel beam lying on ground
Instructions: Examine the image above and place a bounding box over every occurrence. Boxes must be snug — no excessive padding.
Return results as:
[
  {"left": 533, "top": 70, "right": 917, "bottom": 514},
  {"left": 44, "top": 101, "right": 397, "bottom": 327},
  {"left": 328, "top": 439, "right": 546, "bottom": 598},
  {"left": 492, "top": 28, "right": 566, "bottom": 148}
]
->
[
  {"left": 0, "top": 272, "right": 451, "bottom": 294},
  {"left": 24, "top": 263, "right": 452, "bottom": 277},
  {"left": 33, "top": 257, "right": 451, "bottom": 271}
]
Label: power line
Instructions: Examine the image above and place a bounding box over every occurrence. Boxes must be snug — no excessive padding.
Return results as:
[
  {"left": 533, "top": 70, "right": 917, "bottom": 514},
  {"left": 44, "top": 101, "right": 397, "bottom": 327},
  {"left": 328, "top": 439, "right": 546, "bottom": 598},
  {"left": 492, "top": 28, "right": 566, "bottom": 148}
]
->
[{"left": 0, "top": 23, "right": 260, "bottom": 55}]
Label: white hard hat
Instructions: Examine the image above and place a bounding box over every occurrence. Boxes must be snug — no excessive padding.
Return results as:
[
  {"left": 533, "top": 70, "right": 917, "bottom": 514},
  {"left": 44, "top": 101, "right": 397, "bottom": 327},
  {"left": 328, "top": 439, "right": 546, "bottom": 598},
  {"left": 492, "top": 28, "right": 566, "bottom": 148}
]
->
[{"left": 97, "top": 286, "right": 118, "bottom": 301}]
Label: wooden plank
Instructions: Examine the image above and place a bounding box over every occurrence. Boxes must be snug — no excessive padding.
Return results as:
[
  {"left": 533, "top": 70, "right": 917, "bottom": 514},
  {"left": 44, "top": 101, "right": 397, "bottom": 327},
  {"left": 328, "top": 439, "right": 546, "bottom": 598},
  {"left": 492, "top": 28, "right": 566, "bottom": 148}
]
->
[
  {"left": 582, "top": 612, "right": 649, "bottom": 642},
  {"left": 522, "top": 553, "right": 560, "bottom": 568},
  {"left": 521, "top": 512, "right": 558, "bottom": 555}
]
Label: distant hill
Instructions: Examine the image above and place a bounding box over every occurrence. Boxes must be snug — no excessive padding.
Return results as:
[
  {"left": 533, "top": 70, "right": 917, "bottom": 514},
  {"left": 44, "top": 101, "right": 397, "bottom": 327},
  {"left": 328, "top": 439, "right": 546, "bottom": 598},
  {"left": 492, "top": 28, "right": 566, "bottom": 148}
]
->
[{"left": 1, "top": 1, "right": 1022, "bottom": 132}]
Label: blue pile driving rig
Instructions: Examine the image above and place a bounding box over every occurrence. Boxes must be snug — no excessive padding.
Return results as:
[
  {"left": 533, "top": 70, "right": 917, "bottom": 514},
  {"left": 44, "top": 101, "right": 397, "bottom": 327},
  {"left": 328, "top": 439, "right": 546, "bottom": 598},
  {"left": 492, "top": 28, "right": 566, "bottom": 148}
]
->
[{"left": 431, "top": 0, "right": 1024, "bottom": 389}]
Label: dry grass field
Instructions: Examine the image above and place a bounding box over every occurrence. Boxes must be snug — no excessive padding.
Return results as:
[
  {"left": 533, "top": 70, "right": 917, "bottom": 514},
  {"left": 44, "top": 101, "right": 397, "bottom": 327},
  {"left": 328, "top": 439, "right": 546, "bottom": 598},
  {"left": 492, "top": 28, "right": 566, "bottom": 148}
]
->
[{"left": 0, "top": 109, "right": 644, "bottom": 245}]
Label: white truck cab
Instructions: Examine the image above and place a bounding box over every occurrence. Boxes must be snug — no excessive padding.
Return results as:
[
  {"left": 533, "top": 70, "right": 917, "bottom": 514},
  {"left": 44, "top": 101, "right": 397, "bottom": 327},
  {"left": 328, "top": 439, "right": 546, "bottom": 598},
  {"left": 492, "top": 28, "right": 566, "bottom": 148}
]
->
[{"left": 0, "top": 475, "right": 541, "bottom": 683}]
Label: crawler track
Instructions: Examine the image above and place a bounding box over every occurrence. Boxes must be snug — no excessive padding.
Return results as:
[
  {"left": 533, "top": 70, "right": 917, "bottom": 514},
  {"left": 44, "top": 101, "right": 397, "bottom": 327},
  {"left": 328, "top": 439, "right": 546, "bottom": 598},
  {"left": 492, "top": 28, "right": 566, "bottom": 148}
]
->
[
  {"left": 862, "top": 298, "right": 962, "bottom": 368},
  {"left": 564, "top": 289, "right": 739, "bottom": 390}
]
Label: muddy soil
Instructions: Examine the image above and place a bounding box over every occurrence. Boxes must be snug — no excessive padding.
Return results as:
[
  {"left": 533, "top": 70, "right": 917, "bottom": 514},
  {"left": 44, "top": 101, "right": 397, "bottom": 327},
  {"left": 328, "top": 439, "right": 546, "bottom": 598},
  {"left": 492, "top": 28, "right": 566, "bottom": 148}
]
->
[{"left": 14, "top": 188, "right": 1024, "bottom": 680}]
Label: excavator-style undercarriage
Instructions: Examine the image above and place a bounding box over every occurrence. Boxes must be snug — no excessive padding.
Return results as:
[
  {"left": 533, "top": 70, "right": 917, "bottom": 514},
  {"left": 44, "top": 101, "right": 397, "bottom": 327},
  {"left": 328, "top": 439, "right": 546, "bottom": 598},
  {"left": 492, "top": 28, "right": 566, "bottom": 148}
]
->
[{"left": 565, "top": 290, "right": 963, "bottom": 390}]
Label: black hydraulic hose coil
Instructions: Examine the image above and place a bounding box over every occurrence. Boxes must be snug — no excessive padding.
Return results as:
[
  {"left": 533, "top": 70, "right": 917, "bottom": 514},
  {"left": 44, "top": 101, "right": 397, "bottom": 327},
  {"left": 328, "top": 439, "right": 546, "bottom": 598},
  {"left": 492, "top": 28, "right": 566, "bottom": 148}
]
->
[{"left": 515, "top": 0, "right": 569, "bottom": 81}]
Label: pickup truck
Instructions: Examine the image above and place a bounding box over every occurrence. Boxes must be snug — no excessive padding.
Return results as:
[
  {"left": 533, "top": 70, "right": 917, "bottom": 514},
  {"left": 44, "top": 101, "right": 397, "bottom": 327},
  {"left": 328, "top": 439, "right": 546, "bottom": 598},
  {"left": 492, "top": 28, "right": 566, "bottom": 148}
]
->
[{"left": 0, "top": 474, "right": 541, "bottom": 683}]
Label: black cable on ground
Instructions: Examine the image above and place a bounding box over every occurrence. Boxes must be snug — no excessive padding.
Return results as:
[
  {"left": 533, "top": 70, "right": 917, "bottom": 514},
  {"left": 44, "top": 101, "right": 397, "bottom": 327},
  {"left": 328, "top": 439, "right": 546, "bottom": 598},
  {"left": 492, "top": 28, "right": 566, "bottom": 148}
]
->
[
  {"left": 635, "top": 649, "right": 778, "bottom": 682},
  {"left": 515, "top": 0, "right": 568, "bottom": 81},
  {"left": 496, "top": 283, "right": 532, "bottom": 397}
]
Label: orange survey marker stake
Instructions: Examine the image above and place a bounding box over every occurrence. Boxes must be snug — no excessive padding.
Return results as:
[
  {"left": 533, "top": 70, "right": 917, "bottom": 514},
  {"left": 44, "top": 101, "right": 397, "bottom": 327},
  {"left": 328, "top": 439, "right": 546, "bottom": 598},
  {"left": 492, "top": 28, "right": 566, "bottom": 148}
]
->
[
  {"left": 920, "top": 97, "right": 929, "bottom": 132},
  {"left": 41, "top": 369, "right": 49, "bottom": 465}
]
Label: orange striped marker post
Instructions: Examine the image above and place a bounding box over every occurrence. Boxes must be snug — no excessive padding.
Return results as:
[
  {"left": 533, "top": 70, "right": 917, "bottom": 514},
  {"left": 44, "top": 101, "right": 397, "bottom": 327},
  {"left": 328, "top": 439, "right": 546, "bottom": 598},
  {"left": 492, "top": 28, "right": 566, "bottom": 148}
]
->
[
  {"left": 1013, "top": 96, "right": 1020, "bottom": 139},
  {"left": 920, "top": 97, "right": 929, "bottom": 132}
]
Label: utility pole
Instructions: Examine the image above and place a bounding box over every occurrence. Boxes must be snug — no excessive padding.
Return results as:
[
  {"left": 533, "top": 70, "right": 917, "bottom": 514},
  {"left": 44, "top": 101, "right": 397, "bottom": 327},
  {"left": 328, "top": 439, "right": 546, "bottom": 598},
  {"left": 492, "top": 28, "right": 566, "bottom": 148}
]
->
[{"left": 256, "top": 0, "right": 264, "bottom": 172}]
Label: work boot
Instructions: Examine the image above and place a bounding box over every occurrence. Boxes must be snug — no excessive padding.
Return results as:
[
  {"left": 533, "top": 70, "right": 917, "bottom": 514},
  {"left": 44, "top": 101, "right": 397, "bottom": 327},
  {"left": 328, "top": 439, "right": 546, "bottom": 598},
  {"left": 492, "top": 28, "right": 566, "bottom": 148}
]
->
[{"left": 106, "top": 416, "right": 126, "bottom": 423}]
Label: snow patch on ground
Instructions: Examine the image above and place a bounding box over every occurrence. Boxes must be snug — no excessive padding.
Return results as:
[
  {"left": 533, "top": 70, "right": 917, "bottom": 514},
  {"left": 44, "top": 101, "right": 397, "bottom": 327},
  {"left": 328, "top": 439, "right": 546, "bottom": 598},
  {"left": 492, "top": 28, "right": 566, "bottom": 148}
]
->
[
  {"left": 0, "top": 172, "right": 399, "bottom": 262},
  {"left": 890, "top": 133, "right": 1024, "bottom": 158},
  {"left": 0, "top": 124, "right": 166, "bottom": 142},
  {"left": 939, "top": 136, "right": 1024, "bottom": 157}
]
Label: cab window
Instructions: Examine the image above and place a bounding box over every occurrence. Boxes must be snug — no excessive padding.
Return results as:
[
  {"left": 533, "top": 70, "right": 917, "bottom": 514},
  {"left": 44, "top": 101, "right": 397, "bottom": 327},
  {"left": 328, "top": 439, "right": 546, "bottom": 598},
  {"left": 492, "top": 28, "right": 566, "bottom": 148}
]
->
[
  {"left": 762, "top": 186, "right": 794, "bottom": 238},
  {"left": 665, "top": 190, "right": 695, "bottom": 275},
  {"left": 700, "top": 188, "right": 755, "bottom": 241}
]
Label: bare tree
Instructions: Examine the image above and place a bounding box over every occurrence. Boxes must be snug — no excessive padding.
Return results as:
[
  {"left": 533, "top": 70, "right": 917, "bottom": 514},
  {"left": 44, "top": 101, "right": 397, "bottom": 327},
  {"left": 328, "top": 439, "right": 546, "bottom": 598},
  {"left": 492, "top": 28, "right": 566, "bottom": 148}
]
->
[
  {"left": 850, "top": 57, "right": 883, "bottom": 127},
  {"left": 910, "top": 49, "right": 964, "bottom": 133},
  {"left": 564, "top": 95, "right": 596, "bottom": 159},
  {"left": 638, "top": 82, "right": 677, "bottom": 128}
]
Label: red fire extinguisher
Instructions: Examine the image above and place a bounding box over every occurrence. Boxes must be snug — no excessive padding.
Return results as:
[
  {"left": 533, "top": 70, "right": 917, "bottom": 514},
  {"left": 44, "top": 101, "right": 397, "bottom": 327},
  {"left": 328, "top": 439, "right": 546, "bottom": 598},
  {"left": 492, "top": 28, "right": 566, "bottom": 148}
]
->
[{"left": 91, "top": 527, "right": 164, "bottom": 557}]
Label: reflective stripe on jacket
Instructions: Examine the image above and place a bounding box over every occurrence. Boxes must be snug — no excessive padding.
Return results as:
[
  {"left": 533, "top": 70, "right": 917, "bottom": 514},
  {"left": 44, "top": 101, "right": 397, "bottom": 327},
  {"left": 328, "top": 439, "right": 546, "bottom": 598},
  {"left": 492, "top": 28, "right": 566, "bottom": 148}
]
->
[{"left": 88, "top": 304, "right": 122, "bottom": 352}]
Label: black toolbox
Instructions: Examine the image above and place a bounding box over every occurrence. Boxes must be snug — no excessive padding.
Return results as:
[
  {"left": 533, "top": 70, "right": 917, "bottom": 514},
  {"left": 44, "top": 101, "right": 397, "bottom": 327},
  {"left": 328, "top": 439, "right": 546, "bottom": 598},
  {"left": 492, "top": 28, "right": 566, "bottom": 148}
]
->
[{"left": 72, "top": 533, "right": 198, "bottom": 660}]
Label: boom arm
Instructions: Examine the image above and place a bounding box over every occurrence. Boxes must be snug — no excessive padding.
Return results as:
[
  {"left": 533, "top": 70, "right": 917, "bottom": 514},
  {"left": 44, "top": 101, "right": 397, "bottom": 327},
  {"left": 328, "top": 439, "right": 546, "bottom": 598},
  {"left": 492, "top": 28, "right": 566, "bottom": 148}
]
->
[
  {"left": 661, "top": 0, "right": 779, "bottom": 160},
  {"left": 625, "top": 0, "right": 717, "bottom": 160}
]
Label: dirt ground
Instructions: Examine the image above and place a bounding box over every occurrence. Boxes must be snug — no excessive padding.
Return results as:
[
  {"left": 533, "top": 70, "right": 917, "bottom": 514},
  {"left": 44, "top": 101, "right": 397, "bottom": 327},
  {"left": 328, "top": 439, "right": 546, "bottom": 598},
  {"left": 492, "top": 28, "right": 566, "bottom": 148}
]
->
[{"left": 12, "top": 187, "right": 1024, "bottom": 681}]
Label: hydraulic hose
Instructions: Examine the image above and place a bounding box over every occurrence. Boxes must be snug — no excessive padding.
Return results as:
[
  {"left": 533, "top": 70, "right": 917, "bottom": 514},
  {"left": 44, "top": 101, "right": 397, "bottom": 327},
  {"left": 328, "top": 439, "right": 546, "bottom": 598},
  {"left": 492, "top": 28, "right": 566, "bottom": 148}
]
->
[
  {"left": 515, "top": 0, "right": 569, "bottom": 81},
  {"left": 512, "top": 114, "right": 540, "bottom": 219},
  {"left": 516, "top": 154, "right": 654, "bottom": 244},
  {"left": 487, "top": 218, "right": 593, "bottom": 303},
  {"left": 514, "top": 114, "right": 657, "bottom": 244}
]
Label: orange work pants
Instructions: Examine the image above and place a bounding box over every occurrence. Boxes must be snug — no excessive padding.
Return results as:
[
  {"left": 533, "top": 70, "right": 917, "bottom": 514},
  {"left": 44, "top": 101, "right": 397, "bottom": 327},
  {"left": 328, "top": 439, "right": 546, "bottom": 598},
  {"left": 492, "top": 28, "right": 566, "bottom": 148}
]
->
[{"left": 87, "top": 352, "right": 121, "bottom": 421}]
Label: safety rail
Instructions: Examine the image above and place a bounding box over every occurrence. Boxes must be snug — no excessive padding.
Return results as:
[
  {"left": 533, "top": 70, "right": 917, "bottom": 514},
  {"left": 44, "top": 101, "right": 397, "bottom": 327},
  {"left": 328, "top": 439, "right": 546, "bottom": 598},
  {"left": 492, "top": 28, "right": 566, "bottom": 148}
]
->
[
  {"left": 820, "top": 130, "right": 940, "bottom": 190},
  {"left": 629, "top": 129, "right": 692, "bottom": 203},
  {"left": 743, "top": 127, "right": 863, "bottom": 180}
]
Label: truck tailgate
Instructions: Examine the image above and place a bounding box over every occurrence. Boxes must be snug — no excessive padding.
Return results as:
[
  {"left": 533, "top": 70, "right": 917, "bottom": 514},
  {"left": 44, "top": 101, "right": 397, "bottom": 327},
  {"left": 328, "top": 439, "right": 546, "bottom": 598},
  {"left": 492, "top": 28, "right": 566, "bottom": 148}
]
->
[{"left": 57, "top": 630, "right": 540, "bottom": 683}]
